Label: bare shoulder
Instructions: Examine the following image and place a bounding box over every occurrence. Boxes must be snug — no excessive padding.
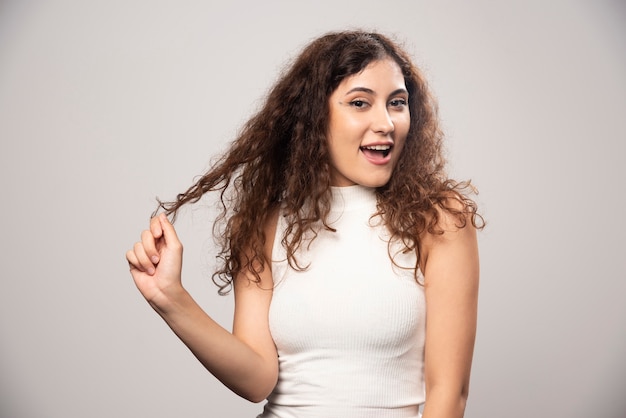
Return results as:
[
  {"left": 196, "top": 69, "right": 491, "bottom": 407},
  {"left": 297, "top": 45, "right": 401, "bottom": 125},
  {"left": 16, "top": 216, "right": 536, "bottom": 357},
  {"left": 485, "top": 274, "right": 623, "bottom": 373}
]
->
[
  {"left": 420, "top": 197, "right": 479, "bottom": 285},
  {"left": 233, "top": 205, "right": 280, "bottom": 291},
  {"left": 419, "top": 197, "right": 480, "bottom": 410}
]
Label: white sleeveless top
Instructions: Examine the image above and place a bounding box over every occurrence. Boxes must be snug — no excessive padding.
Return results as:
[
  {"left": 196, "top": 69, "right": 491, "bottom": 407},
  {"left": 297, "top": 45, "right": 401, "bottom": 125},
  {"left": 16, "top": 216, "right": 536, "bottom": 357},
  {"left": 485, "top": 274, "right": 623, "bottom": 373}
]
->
[{"left": 258, "top": 185, "right": 426, "bottom": 418}]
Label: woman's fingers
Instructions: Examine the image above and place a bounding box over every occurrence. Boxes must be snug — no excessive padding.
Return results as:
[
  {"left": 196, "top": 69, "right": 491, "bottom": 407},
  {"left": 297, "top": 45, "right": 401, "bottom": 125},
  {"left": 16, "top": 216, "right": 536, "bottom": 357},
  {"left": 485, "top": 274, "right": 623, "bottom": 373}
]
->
[
  {"left": 127, "top": 214, "right": 182, "bottom": 274},
  {"left": 132, "top": 240, "right": 156, "bottom": 275},
  {"left": 125, "top": 249, "right": 139, "bottom": 270},
  {"left": 126, "top": 214, "right": 184, "bottom": 304},
  {"left": 141, "top": 229, "right": 160, "bottom": 264},
  {"left": 158, "top": 213, "right": 182, "bottom": 250},
  {"left": 150, "top": 215, "right": 164, "bottom": 239},
  {"left": 125, "top": 223, "right": 162, "bottom": 275}
]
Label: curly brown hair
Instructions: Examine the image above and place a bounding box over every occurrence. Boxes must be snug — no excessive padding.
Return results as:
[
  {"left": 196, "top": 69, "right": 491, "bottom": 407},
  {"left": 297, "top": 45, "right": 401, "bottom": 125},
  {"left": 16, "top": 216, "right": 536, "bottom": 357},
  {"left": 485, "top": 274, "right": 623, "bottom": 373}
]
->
[{"left": 156, "top": 30, "right": 483, "bottom": 294}]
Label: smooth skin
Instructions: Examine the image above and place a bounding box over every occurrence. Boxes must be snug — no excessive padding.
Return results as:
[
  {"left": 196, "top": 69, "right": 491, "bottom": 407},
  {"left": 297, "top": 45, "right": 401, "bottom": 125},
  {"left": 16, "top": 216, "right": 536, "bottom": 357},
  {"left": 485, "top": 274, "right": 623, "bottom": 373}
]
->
[
  {"left": 420, "top": 206, "right": 479, "bottom": 418},
  {"left": 126, "top": 212, "right": 279, "bottom": 402},
  {"left": 326, "top": 58, "right": 410, "bottom": 188},
  {"left": 127, "top": 58, "right": 479, "bottom": 417}
]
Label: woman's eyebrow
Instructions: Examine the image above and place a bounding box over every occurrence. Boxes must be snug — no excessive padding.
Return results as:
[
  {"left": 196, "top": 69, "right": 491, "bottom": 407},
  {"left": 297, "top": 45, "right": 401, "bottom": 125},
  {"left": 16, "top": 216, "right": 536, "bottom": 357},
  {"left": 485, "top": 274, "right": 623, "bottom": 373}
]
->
[
  {"left": 345, "top": 87, "right": 375, "bottom": 95},
  {"left": 388, "top": 88, "right": 409, "bottom": 97},
  {"left": 344, "top": 87, "right": 408, "bottom": 97}
]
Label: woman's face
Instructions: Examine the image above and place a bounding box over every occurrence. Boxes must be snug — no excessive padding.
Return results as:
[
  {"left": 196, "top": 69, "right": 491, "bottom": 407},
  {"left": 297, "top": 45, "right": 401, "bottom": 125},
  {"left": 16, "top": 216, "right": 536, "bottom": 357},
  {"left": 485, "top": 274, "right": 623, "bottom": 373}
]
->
[{"left": 326, "top": 58, "right": 410, "bottom": 188}]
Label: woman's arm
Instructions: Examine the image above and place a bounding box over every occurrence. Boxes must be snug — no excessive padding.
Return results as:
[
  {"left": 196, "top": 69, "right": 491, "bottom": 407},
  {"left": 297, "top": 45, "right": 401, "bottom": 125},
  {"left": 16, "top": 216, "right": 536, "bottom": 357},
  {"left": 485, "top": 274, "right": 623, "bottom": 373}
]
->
[
  {"left": 420, "top": 210, "right": 480, "bottom": 418},
  {"left": 126, "top": 213, "right": 278, "bottom": 402}
]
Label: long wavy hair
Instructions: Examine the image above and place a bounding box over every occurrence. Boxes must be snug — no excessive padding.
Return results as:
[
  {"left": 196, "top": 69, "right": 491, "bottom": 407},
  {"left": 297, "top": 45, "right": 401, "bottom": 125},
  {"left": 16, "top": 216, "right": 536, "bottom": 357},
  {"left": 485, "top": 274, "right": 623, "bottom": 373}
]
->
[{"left": 156, "top": 30, "right": 483, "bottom": 294}]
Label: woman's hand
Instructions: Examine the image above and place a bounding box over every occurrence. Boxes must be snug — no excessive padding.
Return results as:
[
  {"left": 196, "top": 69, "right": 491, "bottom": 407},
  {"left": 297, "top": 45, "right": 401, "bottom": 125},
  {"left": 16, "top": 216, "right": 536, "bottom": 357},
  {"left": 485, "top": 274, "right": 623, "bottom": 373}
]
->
[
  {"left": 126, "top": 213, "right": 184, "bottom": 310},
  {"left": 125, "top": 212, "right": 278, "bottom": 401}
]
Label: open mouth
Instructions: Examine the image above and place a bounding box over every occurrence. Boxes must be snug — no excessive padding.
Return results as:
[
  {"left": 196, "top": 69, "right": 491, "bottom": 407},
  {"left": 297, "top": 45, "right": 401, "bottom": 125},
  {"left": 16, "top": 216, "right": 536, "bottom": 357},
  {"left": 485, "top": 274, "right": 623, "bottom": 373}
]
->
[{"left": 360, "top": 144, "right": 392, "bottom": 158}]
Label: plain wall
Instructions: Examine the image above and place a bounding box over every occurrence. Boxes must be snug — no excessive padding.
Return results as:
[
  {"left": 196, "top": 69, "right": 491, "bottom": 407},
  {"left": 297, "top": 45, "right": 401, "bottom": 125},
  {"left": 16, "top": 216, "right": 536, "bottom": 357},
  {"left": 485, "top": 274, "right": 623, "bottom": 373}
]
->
[{"left": 1, "top": 0, "right": 625, "bottom": 417}]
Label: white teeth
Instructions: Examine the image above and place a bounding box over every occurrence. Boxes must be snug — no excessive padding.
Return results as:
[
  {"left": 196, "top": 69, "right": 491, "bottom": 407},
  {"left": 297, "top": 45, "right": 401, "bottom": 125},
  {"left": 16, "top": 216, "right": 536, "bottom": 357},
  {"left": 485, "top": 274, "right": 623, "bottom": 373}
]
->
[{"left": 363, "top": 145, "right": 391, "bottom": 151}]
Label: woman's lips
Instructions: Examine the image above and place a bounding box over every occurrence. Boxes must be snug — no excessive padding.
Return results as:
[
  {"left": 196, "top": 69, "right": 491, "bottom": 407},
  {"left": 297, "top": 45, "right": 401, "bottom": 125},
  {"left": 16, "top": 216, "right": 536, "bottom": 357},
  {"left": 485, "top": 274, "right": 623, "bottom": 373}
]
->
[{"left": 360, "top": 146, "right": 392, "bottom": 165}]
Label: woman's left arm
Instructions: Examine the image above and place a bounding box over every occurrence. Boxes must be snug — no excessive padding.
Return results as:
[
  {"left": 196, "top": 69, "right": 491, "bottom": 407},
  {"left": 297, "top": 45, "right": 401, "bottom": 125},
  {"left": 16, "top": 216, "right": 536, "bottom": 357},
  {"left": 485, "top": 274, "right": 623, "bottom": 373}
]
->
[{"left": 420, "top": 212, "right": 480, "bottom": 418}]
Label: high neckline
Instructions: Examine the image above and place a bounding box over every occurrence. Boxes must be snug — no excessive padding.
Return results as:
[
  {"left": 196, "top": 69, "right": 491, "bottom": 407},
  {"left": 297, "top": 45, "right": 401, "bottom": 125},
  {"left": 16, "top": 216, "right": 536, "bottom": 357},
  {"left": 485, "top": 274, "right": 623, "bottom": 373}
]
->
[{"left": 329, "top": 185, "right": 377, "bottom": 211}]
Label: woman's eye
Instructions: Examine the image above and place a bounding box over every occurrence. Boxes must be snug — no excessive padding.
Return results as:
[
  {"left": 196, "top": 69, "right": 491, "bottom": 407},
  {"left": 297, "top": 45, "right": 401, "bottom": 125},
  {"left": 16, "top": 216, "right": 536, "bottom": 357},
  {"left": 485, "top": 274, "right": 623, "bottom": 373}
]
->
[
  {"left": 349, "top": 100, "right": 368, "bottom": 108},
  {"left": 389, "top": 98, "right": 407, "bottom": 108}
]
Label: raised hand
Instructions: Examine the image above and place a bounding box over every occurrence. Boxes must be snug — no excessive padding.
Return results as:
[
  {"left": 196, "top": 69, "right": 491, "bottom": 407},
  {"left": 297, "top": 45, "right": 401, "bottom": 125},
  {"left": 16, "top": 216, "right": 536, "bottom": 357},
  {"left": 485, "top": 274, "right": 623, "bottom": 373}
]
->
[{"left": 126, "top": 213, "right": 184, "bottom": 310}]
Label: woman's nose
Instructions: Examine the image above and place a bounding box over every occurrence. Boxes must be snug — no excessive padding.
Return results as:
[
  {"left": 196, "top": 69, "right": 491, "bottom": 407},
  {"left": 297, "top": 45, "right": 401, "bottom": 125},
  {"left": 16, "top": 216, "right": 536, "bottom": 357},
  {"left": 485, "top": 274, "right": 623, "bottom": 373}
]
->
[{"left": 372, "top": 106, "right": 395, "bottom": 134}]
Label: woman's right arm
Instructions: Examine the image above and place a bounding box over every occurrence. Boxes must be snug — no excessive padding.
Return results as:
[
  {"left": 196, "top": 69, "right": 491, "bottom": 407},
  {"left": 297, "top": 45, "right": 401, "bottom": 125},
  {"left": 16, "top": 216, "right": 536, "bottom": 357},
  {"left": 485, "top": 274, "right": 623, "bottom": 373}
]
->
[{"left": 126, "top": 213, "right": 278, "bottom": 402}]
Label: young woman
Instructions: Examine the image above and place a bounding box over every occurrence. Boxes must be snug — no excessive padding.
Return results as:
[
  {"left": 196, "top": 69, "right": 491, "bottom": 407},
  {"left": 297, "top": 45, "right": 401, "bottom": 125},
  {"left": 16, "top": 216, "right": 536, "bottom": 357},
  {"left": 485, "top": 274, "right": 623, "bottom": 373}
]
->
[{"left": 126, "top": 30, "right": 482, "bottom": 418}]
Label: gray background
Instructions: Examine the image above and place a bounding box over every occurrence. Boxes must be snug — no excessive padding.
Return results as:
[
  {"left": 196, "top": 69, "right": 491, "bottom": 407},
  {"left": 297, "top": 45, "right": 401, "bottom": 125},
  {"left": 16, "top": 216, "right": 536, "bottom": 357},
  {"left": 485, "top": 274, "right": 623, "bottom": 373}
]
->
[{"left": 1, "top": 0, "right": 625, "bottom": 417}]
